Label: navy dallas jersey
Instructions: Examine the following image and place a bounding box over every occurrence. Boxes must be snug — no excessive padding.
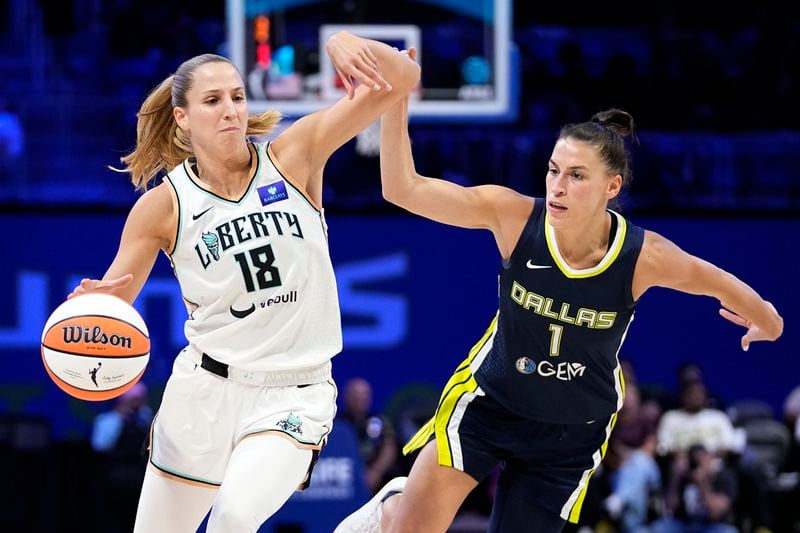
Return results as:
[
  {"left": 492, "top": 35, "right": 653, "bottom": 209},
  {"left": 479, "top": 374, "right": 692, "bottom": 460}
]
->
[{"left": 471, "top": 199, "right": 645, "bottom": 424}]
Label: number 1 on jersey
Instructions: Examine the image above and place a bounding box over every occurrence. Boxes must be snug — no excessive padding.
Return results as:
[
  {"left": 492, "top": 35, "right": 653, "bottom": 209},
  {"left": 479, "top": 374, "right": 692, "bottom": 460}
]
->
[
  {"left": 234, "top": 244, "right": 282, "bottom": 292},
  {"left": 548, "top": 324, "right": 563, "bottom": 356}
]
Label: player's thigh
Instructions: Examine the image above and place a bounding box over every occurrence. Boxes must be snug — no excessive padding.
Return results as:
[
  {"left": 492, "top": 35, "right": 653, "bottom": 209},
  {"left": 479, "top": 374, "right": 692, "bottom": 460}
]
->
[
  {"left": 133, "top": 466, "right": 217, "bottom": 533},
  {"left": 207, "top": 434, "right": 312, "bottom": 532}
]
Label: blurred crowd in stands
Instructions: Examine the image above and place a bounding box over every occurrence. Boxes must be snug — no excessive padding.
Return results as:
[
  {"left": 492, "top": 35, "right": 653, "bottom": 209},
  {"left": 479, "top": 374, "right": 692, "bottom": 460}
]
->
[
  {"left": 17, "top": 2, "right": 800, "bottom": 130},
  {"left": 3, "top": 364, "right": 797, "bottom": 532},
  {"left": 1, "top": 2, "right": 798, "bottom": 209},
  {"left": 345, "top": 364, "right": 800, "bottom": 533}
]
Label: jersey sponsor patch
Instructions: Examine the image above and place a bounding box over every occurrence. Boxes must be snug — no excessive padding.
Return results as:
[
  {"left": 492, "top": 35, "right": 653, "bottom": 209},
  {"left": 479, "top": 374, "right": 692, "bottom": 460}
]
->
[
  {"left": 515, "top": 357, "right": 587, "bottom": 381},
  {"left": 258, "top": 180, "right": 289, "bottom": 206},
  {"left": 228, "top": 290, "right": 298, "bottom": 319}
]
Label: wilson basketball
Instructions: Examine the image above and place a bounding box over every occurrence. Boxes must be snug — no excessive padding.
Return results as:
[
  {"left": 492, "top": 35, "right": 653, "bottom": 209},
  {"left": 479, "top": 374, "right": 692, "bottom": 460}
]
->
[{"left": 41, "top": 293, "right": 150, "bottom": 401}]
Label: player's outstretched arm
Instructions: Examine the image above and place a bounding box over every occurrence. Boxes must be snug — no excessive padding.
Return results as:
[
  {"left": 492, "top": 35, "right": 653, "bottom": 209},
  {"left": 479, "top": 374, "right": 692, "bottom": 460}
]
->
[
  {"left": 68, "top": 184, "right": 175, "bottom": 305},
  {"left": 270, "top": 31, "right": 420, "bottom": 207},
  {"left": 379, "top": 82, "right": 532, "bottom": 257},
  {"left": 633, "top": 230, "right": 783, "bottom": 351}
]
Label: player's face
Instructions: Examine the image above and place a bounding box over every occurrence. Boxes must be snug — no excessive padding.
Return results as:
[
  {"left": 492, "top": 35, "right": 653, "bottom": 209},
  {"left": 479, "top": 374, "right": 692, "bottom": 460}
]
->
[
  {"left": 545, "top": 137, "right": 621, "bottom": 226},
  {"left": 176, "top": 62, "right": 249, "bottom": 150}
]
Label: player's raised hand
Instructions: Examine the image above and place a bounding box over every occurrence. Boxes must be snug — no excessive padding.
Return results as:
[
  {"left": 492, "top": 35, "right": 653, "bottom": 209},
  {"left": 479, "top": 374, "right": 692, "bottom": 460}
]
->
[
  {"left": 719, "top": 301, "right": 783, "bottom": 351},
  {"left": 68, "top": 274, "right": 134, "bottom": 300},
  {"left": 326, "top": 31, "right": 392, "bottom": 99}
]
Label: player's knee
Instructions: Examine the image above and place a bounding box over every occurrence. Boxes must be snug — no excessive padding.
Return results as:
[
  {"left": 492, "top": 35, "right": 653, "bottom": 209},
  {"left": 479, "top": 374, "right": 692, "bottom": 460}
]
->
[
  {"left": 207, "top": 500, "right": 259, "bottom": 533},
  {"left": 383, "top": 497, "right": 428, "bottom": 533}
]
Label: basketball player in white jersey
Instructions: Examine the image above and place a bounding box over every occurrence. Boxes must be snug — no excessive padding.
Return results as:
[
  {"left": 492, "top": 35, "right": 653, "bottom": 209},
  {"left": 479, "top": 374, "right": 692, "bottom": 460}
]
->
[{"left": 67, "top": 32, "right": 419, "bottom": 532}]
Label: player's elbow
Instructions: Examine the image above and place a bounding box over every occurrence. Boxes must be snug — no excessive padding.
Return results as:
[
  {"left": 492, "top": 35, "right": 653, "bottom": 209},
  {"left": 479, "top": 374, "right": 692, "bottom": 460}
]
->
[
  {"left": 383, "top": 177, "right": 420, "bottom": 212},
  {"left": 766, "top": 312, "right": 784, "bottom": 341},
  {"left": 389, "top": 59, "right": 420, "bottom": 96},
  {"left": 381, "top": 180, "right": 407, "bottom": 206}
]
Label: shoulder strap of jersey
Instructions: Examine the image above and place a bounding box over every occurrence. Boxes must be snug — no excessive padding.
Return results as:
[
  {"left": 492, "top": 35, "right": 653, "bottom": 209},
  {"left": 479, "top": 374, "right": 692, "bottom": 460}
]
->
[{"left": 504, "top": 198, "right": 543, "bottom": 267}]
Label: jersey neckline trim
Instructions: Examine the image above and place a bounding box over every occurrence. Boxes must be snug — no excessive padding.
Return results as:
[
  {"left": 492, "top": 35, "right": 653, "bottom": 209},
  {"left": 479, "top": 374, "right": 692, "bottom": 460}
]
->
[
  {"left": 181, "top": 141, "right": 261, "bottom": 205},
  {"left": 544, "top": 209, "right": 627, "bottom": 279}
]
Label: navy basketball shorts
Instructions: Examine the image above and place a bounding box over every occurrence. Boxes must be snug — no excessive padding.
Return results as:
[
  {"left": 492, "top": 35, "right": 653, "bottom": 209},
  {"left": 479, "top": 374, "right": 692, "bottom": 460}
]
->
[{"left": 405, "top": 357, "right": 615, "bottom": 525}]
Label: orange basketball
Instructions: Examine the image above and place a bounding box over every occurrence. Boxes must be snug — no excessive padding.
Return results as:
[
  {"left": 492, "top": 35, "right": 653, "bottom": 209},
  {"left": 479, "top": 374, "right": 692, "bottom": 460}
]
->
[{"left": 41, "top": 293, "right": 150, "bottom": 401}]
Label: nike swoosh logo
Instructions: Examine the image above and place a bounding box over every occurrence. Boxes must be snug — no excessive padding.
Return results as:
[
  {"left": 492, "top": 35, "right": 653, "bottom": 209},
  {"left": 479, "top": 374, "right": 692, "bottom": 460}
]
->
[
  {"left": 229, "top": 304, "right": 256, "bottom": 319},
  {"left": 526, "top": 260, "right": 552, "bottom": 270},
  {"left": 192, "top": 206, "right": 214, "bottom": 220}
]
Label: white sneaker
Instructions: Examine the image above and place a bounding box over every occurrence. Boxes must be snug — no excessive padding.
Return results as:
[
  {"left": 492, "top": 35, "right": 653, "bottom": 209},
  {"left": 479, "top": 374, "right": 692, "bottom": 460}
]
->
[{"left": 334, "top": 476, "right": 407, "bottom": 533}]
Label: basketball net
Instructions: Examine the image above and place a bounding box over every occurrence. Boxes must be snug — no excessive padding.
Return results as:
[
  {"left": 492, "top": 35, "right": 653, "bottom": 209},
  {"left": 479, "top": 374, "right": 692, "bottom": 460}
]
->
[{"left": 355, "top": 119, "right": 381, "bottom": 158}]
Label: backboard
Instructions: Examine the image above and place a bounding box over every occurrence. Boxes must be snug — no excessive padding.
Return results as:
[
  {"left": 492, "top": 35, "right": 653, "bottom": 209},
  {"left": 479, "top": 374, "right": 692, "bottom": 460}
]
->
[{"left": 227, "top": 0, "right": 516, "bottom": 122}]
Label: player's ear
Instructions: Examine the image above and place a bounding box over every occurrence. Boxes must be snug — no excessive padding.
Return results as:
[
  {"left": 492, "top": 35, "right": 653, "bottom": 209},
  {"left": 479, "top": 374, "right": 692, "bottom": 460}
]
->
[
  {"left": 174, "top": 106, "right": 189, "bottom": 131},
  {"left": 607, "top": 174, "right": 622, "bottom": 200}
]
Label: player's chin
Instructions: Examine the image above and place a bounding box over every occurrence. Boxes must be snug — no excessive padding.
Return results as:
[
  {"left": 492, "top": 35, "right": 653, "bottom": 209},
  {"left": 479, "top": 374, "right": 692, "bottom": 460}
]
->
[{"left": 217, "top": 131, "right": 247, "bottom": 145}]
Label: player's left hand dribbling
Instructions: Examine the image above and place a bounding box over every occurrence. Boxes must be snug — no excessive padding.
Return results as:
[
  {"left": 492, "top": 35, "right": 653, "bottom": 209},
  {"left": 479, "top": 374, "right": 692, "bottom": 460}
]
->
[{"left": 68, "top": 274, "right": 134, "bottom": 300}]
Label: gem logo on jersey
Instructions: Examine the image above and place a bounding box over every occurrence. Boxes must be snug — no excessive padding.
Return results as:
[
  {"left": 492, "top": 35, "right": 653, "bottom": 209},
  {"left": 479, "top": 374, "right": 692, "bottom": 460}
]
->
[
  {"left": 515, "top": 358, "right": 587, "bottom": 381},
  {"left": 201, "top": 232, "right": 220, "bottom": 261},
  {"left": 258, "top": 180, "right": 288, "bottom": 206}
]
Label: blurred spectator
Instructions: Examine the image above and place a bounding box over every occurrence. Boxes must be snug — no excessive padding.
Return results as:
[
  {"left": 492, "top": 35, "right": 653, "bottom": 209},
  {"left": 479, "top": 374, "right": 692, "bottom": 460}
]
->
[
  {"left": 784, "top": 385, "right": 800, "bottom": 471},
  {"left": 90, "top": 382, "right": 153, "bottom": 533},
  {"left": 339, "top": 377, "right": 399, "bottom": 493},
  {"left": 674, "top": 362, "right": 724, "bottom": 410},
  {"left": 658, "top": 381, "right": 742, "bottom": 455},
  {"left": 604, "top": 380, "right": 662, "bottom": 532},
  {"left": 783, "top": 385, "right": 800, "bottom": 430},
  {"left": 651, "top": 444, "right": 739, "bottom": 533},
  {"left": 794, "top": 419, "right": 800, "bottom": 443},
  {"left": 0, "top": 98, "right": 24, "bottom": 179},
  {"left": 620, "top": 358, "right": 665, "bottom": 426},
  {"left": 655, "top": 382, "right": 779, "bottom": 531}
]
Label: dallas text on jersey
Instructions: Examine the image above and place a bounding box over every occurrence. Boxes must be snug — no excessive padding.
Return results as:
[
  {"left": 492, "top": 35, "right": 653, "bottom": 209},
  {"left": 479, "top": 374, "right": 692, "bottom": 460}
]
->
[{"left": 510, "top": 281, "right": 617, "bottom": 329}]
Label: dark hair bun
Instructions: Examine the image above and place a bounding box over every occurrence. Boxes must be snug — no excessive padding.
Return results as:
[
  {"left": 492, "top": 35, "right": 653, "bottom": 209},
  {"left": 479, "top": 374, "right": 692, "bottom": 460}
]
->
[{"left": 591, "top": 109, "right": 636, "bottom": 139}]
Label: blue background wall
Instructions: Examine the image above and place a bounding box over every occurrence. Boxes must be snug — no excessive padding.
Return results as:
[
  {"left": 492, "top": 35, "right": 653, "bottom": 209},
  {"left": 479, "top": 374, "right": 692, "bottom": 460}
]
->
[{"left": 4, "top": 212, "right": 796, "bottom": 440}]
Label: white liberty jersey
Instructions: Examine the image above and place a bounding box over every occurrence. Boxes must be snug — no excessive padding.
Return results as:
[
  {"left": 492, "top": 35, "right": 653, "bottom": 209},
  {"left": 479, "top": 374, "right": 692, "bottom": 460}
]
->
[{"left": 164, "top": 141, "right": 342, "bottom": 372}]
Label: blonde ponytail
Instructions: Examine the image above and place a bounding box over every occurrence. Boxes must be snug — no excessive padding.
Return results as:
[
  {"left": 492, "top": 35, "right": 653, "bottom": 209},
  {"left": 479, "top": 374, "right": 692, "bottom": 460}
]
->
[
  {"left": 115, "top": 54, "right": 282, "bottom": 191},
  {"left": 246, "top": 110, "right": 282, "bottom": 138}
]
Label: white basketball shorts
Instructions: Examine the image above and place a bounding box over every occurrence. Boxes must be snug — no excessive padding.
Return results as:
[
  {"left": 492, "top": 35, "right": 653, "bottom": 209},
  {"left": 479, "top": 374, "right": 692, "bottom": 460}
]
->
[{"left": 148, "top": 351, "right": 337, "bottom": 487}]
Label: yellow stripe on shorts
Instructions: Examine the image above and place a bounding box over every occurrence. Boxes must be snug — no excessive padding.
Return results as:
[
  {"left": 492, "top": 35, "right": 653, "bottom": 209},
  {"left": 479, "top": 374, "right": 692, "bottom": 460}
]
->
[
  {"left": 402, "top": 313, "right": 498, "bottom": 462},
  {"left": 565, "top": 359, "right": 626, "bottom": 523},
  {"left": 564, "top": 412, "right": 619, "bottom": 523}
]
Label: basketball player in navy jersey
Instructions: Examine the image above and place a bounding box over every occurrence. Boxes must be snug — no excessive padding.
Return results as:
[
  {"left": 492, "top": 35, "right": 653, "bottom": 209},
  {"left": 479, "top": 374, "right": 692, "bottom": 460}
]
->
[
  {"left": 337, "top": 79, "right": 783, "bottom": 531},
  {"left": 67, "top": 33, "right": 419, "bottom": 532}
]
